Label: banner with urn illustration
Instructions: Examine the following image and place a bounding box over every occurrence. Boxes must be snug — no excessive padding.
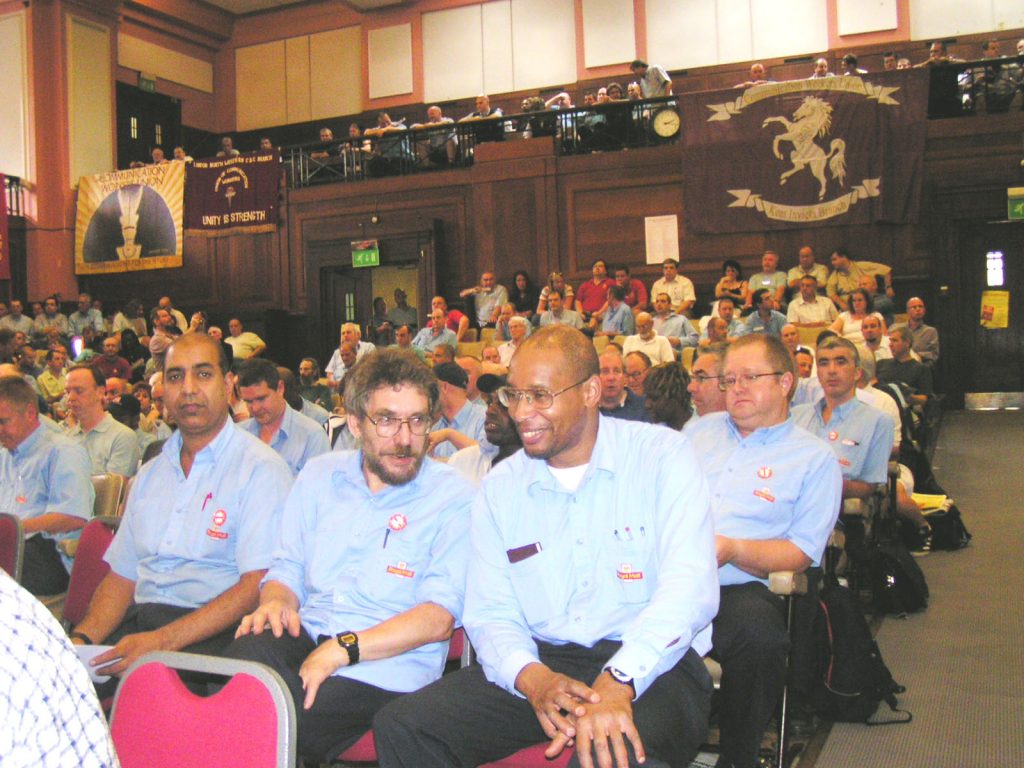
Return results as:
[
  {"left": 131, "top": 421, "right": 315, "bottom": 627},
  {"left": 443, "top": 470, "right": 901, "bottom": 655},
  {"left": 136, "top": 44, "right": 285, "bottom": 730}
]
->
[
  {"left": 679, "top": 72, "right": 929, "bottom": 234},
  {"left": 184, "top": 150, "right": 280, "bottom": 236}
]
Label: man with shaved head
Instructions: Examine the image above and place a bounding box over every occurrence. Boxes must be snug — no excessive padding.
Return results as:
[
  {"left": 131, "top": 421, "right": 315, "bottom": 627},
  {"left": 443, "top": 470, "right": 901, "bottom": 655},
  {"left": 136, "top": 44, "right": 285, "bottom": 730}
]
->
[
  {"left": 623, "top": 312, "right": 674, "bottom": 365},
  {"left": 375, "top": 325, "right": 718, "bottom": 768}
]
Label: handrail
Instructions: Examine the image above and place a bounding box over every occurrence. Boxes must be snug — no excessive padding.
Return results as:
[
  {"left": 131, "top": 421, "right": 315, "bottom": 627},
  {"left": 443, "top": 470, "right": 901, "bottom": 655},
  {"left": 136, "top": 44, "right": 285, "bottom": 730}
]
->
[{"left": 3, "top": 175, "right": 22, "bottom": 217}]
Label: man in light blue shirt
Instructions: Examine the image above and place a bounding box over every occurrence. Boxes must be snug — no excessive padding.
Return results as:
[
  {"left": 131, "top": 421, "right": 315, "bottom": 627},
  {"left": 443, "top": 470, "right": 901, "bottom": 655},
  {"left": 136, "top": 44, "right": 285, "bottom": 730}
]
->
[
  {"left": 67, "top": 292, "right": 105, "bottom": 340},
  {"left": 792, "top": 336, "right": 893, "bottom": 499},
  {"left": 745, "top": 289, "right": 788, "bottom": 337},
  {"left": 687, "top": 335, "right": 841, "bottom": 768},
  {"left": 63, "top": 365, "right": 141, "bottom": 477},
  {"left": 70, "top": 333, "right": 293, "bottom": 681},
  {"left": 375, "top": 325, "right": 718, "bottom": 768},
  {"left": 411, "top": 308, "right": 458, "bottom": 354},
  {"left": 228, "top": 349, "right": 473, "bottom": 764},
  {"left": 429, "top": 362, "right": 486, "bottom": 459},
  {"left": 652, "top": 292, "right": 699, "bottom": 350},
  {"left": 236, "top": 358, "right": 329, "bottom": 476},
  {"left": 0, "top": 375, "right": 93, "bottom": 595},
  {"left": 596, "top": 284, "right": 635, "bottom": 337}
]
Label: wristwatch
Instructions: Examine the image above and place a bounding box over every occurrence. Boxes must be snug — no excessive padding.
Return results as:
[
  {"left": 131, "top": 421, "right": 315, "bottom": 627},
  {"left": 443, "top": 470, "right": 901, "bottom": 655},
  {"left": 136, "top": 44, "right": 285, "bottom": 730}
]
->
[
  {"left": 604, "top": 666, "right": 635, "bottom": 692},
  {"left": 335, "top": 631, "right": 360, "bottom": 666}
]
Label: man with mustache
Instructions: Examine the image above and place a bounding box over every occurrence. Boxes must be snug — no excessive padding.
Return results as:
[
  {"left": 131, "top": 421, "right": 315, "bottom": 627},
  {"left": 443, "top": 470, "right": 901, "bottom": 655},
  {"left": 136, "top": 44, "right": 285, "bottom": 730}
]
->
[{"left": 227, "top": 348, "right": 474, "bottom": 765}]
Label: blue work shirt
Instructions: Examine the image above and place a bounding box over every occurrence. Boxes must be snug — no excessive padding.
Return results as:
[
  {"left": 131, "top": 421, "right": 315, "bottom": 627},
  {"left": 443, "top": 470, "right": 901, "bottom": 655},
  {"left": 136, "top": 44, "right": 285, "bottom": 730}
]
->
[
  {"left": 792, "top": 397, "right": 893, "bottom": 484},
  {"left": 601, "top": 303, "right": 635, "bottom": 336},
  {"left": 240, "top": 405, "right": 330, "bottom": 476},
  {"left": 64, "top": 412, "right": 141, "bottom": 477},
  {"left": 265, "top": 450, "right": 473, "bottom": 693},
  {"left": 744, "top": 310, "right": 788, "bottom": 337},
  {"left": 105, "top": 419, "right": 292, "bottom": 608},
  {"left": 686, "top": 413, "right": 842, "bottom": 586},
  {"left": 0, "top": 423, "right": 93, "bottom": 569},
  {"left": 465, "top": 415, "right": 718, "bottom": 699},
  {"left": 791, "top": 376, "right": 823, "bottom": 408},
  {"left": 432, "top": 399, "right": 486, "bottom": 459},
  {"left": 411, "top": 326, "right": 458, "bottom": 353},
  {"left": 652, "top": 314, "right": 699, "bottom": 348}
]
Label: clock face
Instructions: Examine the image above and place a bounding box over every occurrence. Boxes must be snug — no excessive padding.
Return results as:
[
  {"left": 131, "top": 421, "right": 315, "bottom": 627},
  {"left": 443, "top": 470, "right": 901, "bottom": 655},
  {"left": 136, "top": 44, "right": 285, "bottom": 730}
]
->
[{"left": 653, "top": 109, "right": 681, "bottom": 137}]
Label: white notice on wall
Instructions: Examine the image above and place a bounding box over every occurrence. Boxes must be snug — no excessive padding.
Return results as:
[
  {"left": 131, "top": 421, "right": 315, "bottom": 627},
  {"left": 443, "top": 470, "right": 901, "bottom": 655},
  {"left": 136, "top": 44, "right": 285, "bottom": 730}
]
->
[{"left": 645, "top": 215, "right": 679, "bottom": 265}]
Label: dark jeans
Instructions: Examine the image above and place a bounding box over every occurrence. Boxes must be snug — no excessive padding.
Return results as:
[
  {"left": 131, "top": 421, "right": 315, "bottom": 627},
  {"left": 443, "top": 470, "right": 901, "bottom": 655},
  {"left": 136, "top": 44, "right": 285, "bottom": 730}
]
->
[
  {"left": 710, "top": 583, "right": 790, "bottom": 768},
  {"left": 226, "top": 627, "right": 400, "bottom": 763},
  {"left": 374, "top": 640, "right": 712, "bottom": 768},
  {"left": 22, "top": 535, "right": 70, "bottom": 596}
]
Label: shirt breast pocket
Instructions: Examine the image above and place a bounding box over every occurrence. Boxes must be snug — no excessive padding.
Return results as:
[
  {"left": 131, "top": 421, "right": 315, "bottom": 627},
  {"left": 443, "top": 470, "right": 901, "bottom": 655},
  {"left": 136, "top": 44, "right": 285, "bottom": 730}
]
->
[
  {"left": 609, "top": 539, "right": 653, "bottom": 604},
  {"left": 364, "top": 537, "right": 421, "bottom": 609},
  {"left": 508, "top": 551, "right": 561, "bottom": 627}
]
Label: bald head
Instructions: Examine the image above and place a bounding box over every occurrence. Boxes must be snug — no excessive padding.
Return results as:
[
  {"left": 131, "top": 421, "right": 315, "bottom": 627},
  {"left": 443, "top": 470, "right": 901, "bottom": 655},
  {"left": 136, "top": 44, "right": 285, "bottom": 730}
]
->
[
  {"left": 166, "top": 330, "right": 230, "bottom": 374},
  {"left": 514, "top": 325, "right": 598, "bottom": 382}
]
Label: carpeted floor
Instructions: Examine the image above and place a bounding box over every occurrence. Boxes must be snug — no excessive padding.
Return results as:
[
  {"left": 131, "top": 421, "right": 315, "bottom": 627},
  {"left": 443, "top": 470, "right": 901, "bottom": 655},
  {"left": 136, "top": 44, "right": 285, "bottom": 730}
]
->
[{"left": 809, "top": 410, "right": 1024, "bottom": 768}]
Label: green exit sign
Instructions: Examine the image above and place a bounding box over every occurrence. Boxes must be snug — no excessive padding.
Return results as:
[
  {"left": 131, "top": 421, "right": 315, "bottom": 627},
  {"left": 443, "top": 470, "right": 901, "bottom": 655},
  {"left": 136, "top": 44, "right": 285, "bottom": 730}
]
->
[
  {"left": 1009, "top": 187, "right": 1024, "bottom": 221},
  {"left": 139, "top": 73, "right": 156, "bottom": 93},
  {"left": 352, "top": 239, "right": 380, "bottom": 268}
]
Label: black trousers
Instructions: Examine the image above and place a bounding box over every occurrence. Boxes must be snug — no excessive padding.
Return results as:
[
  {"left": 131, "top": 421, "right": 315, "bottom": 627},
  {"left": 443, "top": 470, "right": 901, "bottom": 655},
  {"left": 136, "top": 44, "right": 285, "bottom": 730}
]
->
[
  {"left": 374, "top": 640, "right": 712, "bottom": 768},
  {"left": 225, "top": 628, "right": 400, "bottom": 763},
  {"left": 710, "top": 583, "right": 789, "bottom": 768},
  {"left": 22, "top": 535, "right": 70, "bottom": 596}
]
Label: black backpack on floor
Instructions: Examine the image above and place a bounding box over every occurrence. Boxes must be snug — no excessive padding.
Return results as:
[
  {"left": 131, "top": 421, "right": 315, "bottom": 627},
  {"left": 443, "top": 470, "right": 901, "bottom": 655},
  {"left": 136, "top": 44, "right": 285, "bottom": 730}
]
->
[
  {"left": 809, "top": 577, "right": 912, "bottom": 725},
  {"left": 866, "top": 542, "right": 929, "bottom": 615}
]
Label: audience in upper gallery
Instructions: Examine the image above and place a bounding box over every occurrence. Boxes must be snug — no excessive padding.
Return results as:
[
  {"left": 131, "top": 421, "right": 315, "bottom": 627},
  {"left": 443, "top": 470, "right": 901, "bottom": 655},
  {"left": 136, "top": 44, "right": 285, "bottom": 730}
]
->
[
  {"left": 915, "top": 40, "right": 964, "bottom": 67},
  {"left": 217, "top": 135, "right": 241, "bottom": 157},
  {"left": 173, "top": 145, "right": 194, "bottom": 163},
  {"left": 411, "top": 105, "right": 458, "bottom": 166},
  {"left": 310, "top": 127, "right": 336, "bottom": 161},
  {"left": 630, "top": 58, "right": 673, "bottom": 97},
  {"left": 840, "top": 53, "right": 868, "bottom": 75},
  {"left": 974, "top": 39, "right": 1020, "bottom": 113},
  {"left": 735, "top": 62, "right": 773, "bottom": 88},
  {"left": 809, "top": 57, "right": 834, "bottom": 78},
  {"left": 150, "top": 146, "right": 169, "bottom": 164},
  {"left": 651, "top": 257, "right": 696, "bottom": 315},
  {"left": 883, "top": 52, "right": 898, "bottom": 71},
  {"left": 897, "top": 57, "right": 912, "bottom": 70}
]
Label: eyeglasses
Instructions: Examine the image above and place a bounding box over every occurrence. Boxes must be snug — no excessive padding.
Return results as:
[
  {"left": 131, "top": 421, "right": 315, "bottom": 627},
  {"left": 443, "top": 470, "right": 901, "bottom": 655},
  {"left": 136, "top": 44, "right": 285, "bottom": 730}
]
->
[
  {"left": 496, "top": 376, "right": 591, "bottom": 410},
  {"left": 692, "top": 373, "right": 722, "bottom": 385},
  {"left": 364, "top": 414, "right": 432, "bottom": 438},
  {"left": 718, "top": 372, "right": 785, "bottom": 392}
]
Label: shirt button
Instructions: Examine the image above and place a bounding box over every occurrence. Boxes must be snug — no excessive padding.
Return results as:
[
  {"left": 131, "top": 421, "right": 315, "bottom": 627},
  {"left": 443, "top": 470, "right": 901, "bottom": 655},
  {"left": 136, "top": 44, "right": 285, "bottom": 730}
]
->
[
  {"left": 574, "top": 616, "right": 582, "bottom": 623},
  {"left": 576, "top": 539, "right": 584, "bottom": 546},
  {"left": 582, "top": 580, "right": 589, "bottom": 587},
  {"left": 639, "top": 665, "right": 647, "bottom": 672}
]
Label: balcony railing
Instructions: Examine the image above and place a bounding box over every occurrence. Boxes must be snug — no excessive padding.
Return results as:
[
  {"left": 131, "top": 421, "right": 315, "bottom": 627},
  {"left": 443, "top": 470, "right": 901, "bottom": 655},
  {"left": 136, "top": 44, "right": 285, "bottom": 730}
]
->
[{"left": 4, "top": 175, "right": 23, "bottom": 217}]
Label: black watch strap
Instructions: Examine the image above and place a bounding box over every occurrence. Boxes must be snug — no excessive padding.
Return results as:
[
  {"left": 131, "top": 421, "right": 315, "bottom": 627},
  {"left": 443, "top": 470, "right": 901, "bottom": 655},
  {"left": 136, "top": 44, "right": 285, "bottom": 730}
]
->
[
  {"left": 69, "top": 630, "right": 94, "bottom": 645},
  {"left": 336, "top": 631, "right": 360, "bottom": 665}
]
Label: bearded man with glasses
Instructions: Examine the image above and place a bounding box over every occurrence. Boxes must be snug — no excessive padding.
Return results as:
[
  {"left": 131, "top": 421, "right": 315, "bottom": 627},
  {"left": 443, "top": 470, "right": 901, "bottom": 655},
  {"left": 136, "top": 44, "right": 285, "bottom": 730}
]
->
[
  {"left": 376, "top": 324, "right": 719, "bottom": 768},
  {"left": 227, "top": 348, "right": 474, "bottom": 765},
  {"left": 686, "top": 334, "right": 842, "bottom": 768}
]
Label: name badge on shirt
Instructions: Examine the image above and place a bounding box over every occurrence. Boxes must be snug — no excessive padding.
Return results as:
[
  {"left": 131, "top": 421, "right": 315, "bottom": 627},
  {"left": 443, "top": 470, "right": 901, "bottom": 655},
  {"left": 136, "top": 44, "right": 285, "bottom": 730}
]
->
[
  {"left": 386, "top": 561, "right": 415, "bottom": 579},
  {"left": 617, "top": 563, "right": 644, "bottom": 581},
  {"left": 206, "top": 508, "right": 229, "bottom": 540},
  {"left": 841, "top": 438, "right": 860, "bottom": 446},
  {"left": 507, "top": 542, "right": 543, "bottom": 564},
  {"left": 838, "top": 458, "right": 851, "bottom": 467},
  {"left": 753, "top": 487, "right": 776, "bottom": 503}
]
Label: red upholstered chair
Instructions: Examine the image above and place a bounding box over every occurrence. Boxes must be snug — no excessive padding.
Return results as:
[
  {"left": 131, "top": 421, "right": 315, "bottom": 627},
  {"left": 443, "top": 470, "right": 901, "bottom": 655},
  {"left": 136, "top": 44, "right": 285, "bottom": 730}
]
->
[
  {"left": 110, "top": 651, "right": 296, "bottom": 768},
  {"left": 62, "top": 517, "right": 118, "bottom": 628},
  {"left": 0, "top": 512, "right": 24, "bottom": 583}
]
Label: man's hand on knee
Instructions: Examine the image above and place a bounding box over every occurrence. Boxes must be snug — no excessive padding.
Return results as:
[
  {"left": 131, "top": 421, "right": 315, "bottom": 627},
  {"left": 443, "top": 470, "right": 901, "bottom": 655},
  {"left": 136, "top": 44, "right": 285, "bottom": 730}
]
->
[
  {"left": 515, "top": 662, "right": 600, "bottom": 744},
  {"left": 572, "top": 673, "right": 644, "bottom": 768}
]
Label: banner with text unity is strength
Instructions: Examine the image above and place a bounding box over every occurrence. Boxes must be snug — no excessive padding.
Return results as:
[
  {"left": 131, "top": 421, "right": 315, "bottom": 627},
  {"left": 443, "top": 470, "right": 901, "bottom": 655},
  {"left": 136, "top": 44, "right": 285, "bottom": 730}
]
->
[
  {"left": 680, "top": 73, "right": 928, "bottom": 233},
  {"left": 185, "top": 151, "right": 280, "bottom": 236}
]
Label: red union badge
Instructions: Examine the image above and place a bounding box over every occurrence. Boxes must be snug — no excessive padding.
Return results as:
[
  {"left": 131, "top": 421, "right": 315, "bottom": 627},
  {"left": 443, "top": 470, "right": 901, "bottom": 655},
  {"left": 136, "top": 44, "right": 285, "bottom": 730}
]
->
[
  {"left": 386, "top": 561, "right": 415, "bottom": 578},
  {"left": 212, "top": 509, "right": 227, "bottom": 527},
  {"left": 757, "top": 466, "right": 773, "bottom": 479},
  {"left": 388, "top": 513, "right": 407, "bottom": 532},
  {"left": 828, "top": 431, "right": 839, "bottom": 441},
  {"left": 753, "top": 487, "right": 776, "bottom": 503},
  {"left": 617, "top": 564, "right": 644, "bottom": 581},
  {"left": 839, "top": 458, "right": 851, "bottom": 467}
]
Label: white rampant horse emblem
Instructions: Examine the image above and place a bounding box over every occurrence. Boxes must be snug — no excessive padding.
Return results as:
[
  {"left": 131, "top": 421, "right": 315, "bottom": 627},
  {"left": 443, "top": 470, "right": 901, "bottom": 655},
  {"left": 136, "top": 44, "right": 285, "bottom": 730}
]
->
[{"left": 762, "top": 96, "right": 847, "bottom": 200}]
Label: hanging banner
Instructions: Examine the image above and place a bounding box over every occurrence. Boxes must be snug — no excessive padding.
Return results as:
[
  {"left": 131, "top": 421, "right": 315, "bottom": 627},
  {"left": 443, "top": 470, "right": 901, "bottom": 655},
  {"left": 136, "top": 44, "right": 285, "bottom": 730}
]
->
[
  {"left": 184, "top": 151, "right": 280, "bottom": 236},
  {"left": 679, "top": 73, "right": 928, "bottom": 233},
  {"left": 0, "top": 173, "right": 9, "bottom": 280}
]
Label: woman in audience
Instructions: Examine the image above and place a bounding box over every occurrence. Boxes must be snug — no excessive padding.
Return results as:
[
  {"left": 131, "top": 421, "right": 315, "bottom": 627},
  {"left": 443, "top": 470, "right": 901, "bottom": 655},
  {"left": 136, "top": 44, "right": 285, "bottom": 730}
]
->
[
  {"left": 118, "top": 328, "right": 149, "bottom": 382},
  {"left": 112, "top": 299, "right": 149, "bottom": 343},
  {"left": 509, "top": 271, "right": 538, "bottom": 321},
  {"left": 536, "top": 271, "right": 575, "bottom": 314},
  {"left": 715, "top": 259, "right": 749, "bottom": 305},
  {"left": 830, "top": 287, "right": 885, "bottom": 346},
  {"left": 643, "top": 363, "right": 693, "bottom": 431}
]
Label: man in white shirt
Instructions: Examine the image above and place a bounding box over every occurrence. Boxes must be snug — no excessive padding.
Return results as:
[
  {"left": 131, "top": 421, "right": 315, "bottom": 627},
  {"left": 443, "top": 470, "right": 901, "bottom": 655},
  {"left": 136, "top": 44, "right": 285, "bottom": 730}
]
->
[
  {"left": 650, "top": 259, "right": 695, "bottom": 315},
  {"left": 623, "top": 312, "right": 674, "bottom": 365},
  {"left": 787, "top": 275, "right": 838, "bottom": 327}
]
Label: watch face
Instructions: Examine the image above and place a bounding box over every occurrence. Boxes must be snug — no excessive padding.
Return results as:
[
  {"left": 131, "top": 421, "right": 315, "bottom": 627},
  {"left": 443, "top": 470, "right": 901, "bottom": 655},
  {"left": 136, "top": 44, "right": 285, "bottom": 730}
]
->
[{"left": 338, "top": 632, "right": 358, "bottom": 646}]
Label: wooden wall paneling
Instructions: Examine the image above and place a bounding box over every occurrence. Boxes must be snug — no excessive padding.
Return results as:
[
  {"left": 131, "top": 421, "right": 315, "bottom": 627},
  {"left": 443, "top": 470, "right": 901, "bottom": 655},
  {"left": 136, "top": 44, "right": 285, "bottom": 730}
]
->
[
  {"left": 224, "top": 230, "right": 279, "bottom": 309},
  {"left": 489, "top": 177, "right": 547, "bottom": 287}
]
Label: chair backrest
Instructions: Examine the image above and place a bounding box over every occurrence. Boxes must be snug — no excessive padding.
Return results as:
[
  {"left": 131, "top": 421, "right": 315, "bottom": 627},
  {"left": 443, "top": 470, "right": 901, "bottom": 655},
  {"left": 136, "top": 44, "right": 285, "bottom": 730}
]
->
[
  {"left": 0, "top": 513, "right": 24, "bottom": 583},
  {"left": 116, "top": 476, "right": 134, "bottom": 517},
  {"left": 92, "top": 474, "right": 127, "bottom": 518},
  {"left": 479, "top": 327, "right": 496, "bottom": 345},
  {"left": 462, "top": 328, "right": 479, "bottom": 342},
  {"left": 457, "top": 341, "right": 484, "bottom": 359},
  {"left": 682, "top": 346, "right": 697, "bottom": 371},
  {"left": 63, "top": 518, "right": 118, "bottom": 627},
  {"left": 111, "top": 651, "right": 296, "bottom": 768}
]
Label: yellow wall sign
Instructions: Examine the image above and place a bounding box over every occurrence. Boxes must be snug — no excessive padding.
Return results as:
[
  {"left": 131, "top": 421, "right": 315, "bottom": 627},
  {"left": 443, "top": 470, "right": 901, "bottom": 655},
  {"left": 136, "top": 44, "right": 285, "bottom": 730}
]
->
[{"left": 980, "top": 290, "right": 1009, "bottom": 329}]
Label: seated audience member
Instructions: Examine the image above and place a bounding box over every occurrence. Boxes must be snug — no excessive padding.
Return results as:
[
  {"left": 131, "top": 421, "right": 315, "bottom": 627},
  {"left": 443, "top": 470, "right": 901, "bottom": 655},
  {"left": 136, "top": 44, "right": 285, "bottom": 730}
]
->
[
  {"left": 217, "top": 136, "right": 241, "bottom": 157},
  {"left": 861, "top": 315, "right": 892, "bottom": 361},
  {"left": 225, "top": 318, "right": 267, "bottom": 362},
  {"left": 386, "top": 289, "right": 418, "bottom": 334},
  {"left": 373, "top": 325, "right": 717, "bottom": 768},
  {"left": 882, "top": 52, "right": 898, "bottom": 71},
  {"left": 460, "top": 272, "right": 508, "bottom": 329},
  {"left": 391, "top": 325, "right": 426, "bottom": 362},
  {"left": 794, "top": 347, "right": 815, "bottom": 379},
  {"left": 859, "top": 274, "right": 895, "bottom": 327},
  {"left": 108, "top": 392, "right": 155, "bottom": 458},
  {"left": 68, "top": 292, "right": 104, "bottom": 341},
  {"left": 914, "top": 40, "right": 963, "bottom": 67},
  {"left": 612, "top": 264, "right": 649, "bottom": 312},
  {"left": 173, "top": 145, "right": 193, "bottom": 163},
  {"left": 793, "top": 337, "right": 893, "bottom": 502},
  {"left": 104, "top": 376, "right": 130, "bottom": 407},
  {"left": 744, "top": 289, "right": 787, "bottom": 337},
  {"left": 627, "top": 80, "right": 643, "bottom": 99},
  {"left": 363, "top": 112, "right": 413, "bottom": 176},
  {"left": 746, "top": 250, "right": 787, "bottom": 309},
  {"left": 623, "top": 311, "right": 674, "bottom": 364},
  {"left": 653, "top": 292, "right": 699, "bottom": 349},
  {"left": 780, "top": 324, "right": 801, "bottom": 357},
  {"left": 905, "top": 297, "right": 939, "bottom": 366},
  {"left": 368, "top": 297, "right": 392, "bottom": 347},
  {"left": 157, "top": 296, "right": 189, "bottom": 334},
  {"left": 509, "top": 271, "right": 538, "bottom": 320},
  {"left": 809, "top": 57, "right": 834, "bottom": 78},
  {"left": 429, "top": 363, "right": 487, "bottom": 461},
  {"left": 830, "top": 288, "right": 885, "bottom": 346},
  {"left": 826, "top": 248, "right": 893, "bottom": 311},
  {"left": 651, "top": 258, "right": 696, "bottom": 314},
  {"left": 310, "top": 127, "right": 336, "bottom": 161},
  {"left": 574, "top": 259, "right": 615, "bottom": 321},
  {"left": 432, "top": 344, "right": 456, "bottom": 367},
  {"left": 412, "top": 105, "right": 458, "bottom": 166},
  {"left": 631, "top": 57, "right": 674, "bottom": 96},
  {"left": 594, "top": 285, "right": 636, "bottom": 337},
  {"left": 598, "top": 346, "right": 649, "bottom": 422},
  {"left": 298, "top": 358, "right": 335, "bottom": 413},
  {"left": 716, "top": 259, "right": 749, "bottom": 306},
  {"left": 686, "top": 345, "right": 729, "bottom": 426},
  {"left": 278, "top": 367, "right": 330, "bottom": 427},
  {"left": 344, "top": 322, "right": 376, "bottom": 360},
  {"left": 787, "top": 246, "right": 830, "bottom": 292},
  {"left": 150, "top": 146, "right": 169, "bottom": 164},
  {"left": 32, "top": 296, "right": 69, "bottom": 346},
  {"left": 536, "top": 271, "right": 575, "bottom": 314},
  {"left": 493, "top": 303, "right": 517, "bottom": 342},
  {"left": 481, "top": 345, "right": 502, "bottom": 366},
  {"left": 447, "top": 372, "right": 523, "bottom": 486},
  {"left": 460, "top": 93, "right": 504, "bottom": 123},
  {"left": 497, "top": 317, "right": 530, "bottom": 366},
  {"left": 702, "top": 296, "right": 746, "bottom": 343},
  {"left": 877, "top": 325, "right": 933, "bottom": 407},
  {"left": 0, "top": 299, "right": 35, "bottom": 336},
  {"left": 0, "top": 375, "right": 93, "bottom": 595},
  {"left": 431, "top": 296, "right": 468, "bottom": 341},
  {"left": 623, "top": 350, "right": 653, "bottom": 397},
  {"left": 736, "top": 62, "right": 771, "bottom": 88},
  {"left": 538, "top": 289, "right": 584, "bottom": 330},
  {"left": 36, "top": 346, "right": 68, "bottom": 405},
  {"left": 455, "top": 356, "right": 484, "bottom": 405},
  {"left": 228, "top": 349, "right": 473, "bottom": 765},
  {"left": 70, "top": 334, "right": 293, "bottom": 682},
  {"left": 975, "top": 40, "right": 1020, "bottom": 113},
  {"left": 326, "top": 341, "right": 359, "bottom": 392},
  {"left": 687, "top": 334, "right": 842, "bottom": 768},
  {"left": 63, "top": 365, "right": 140, "bottom": 477},
  {"left": 643, "top": 362, "right": 692, "bottom": 429},
  {"left": 840, "top": 53, "right": 868, "bottom": 75},
  {"left": 704, "top": 317, "right": 731, "bottom": 347},
  {"left": 787, "top": 275, "right": 837, "bottom": 327},
  {"left": 92, "top": 335, "right": 132, "bottom": 381},
  {"left": 413, "top": 309, "right": 459, "bottom": 353},
  {"left": 237, "top": 359, "right": 330, "bottom": 476}
]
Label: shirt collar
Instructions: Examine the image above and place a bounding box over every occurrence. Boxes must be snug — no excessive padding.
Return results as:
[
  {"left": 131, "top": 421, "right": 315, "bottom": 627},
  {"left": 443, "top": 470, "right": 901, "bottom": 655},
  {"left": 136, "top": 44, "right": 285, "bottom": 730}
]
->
[
  {"left": 725, "top": 414, "right": 794, "bottom": 445},
  {"left": 11, "top": 422, "right": 46, "bottom": 459},
  {"left": 162, "top": 416, "right": 236, "bottom": 475},
  {"left": 525, "top": 413, "right": 616, "bottom": 494}
]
